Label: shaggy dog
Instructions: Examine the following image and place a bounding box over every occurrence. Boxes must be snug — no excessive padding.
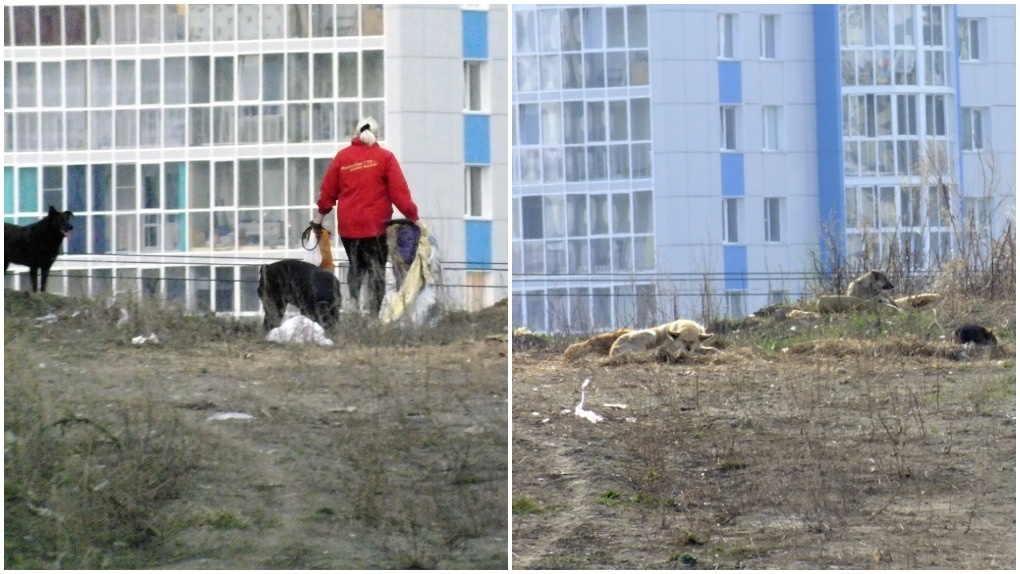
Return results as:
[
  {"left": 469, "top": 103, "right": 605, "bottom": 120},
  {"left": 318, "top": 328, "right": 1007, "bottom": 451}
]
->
[
  {"left": 847, "top": 270, "right": 896, "bottom": 302},
  {"left": 257, "top": 259, "right": 342, "bottom": 332},
  {"left": 608, "top": 319, "right": 719, "bottom": 357},
  {"left": 563, "top": 328, "right": 632, "bottom": 360},
  {"left": 4, "top": 205, "right": 74, "bottom": 292},
  {"left": 953, "top": 324, "right": 998, "bottom": 346}
]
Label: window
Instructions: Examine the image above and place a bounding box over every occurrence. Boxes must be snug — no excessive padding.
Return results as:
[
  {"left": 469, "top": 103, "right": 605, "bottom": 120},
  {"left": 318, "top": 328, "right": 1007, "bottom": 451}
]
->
[
  {"left": 924, "top": 94, "right": 946, "bottom": 136},
  {"left": 464, "top": 61, "right": 484, "bottom": 112},
  {"left": 525, "top": 291, "right": 546, "bottom": 332},
  {"left": 921, "top": 5, "right": 944, "bottom": 47},
  {"left": 762, "top": 105, "right": 779, "bottom": 150},
  {"left": 768, "top": 290, "right": 787, "bottom": 306},
  {"left": 896, "top": 95, "right": 917, "bottom": 135},
  {"left": 720, "top": 106, "right": 737, "bottom": 151},
  {"left": 518, "top": 103, "right": 540, "bottom": 145},
  {"left": 958, "top": 18, "right": 981, "bottom": 61},
  {"left": 964, "top": 196, "right": 991, "bottom": 240},
  {"left": 719, "top": 14, "right": 735, "bottom": 58},
  {"left": 723, "top": 198, "right": 741, "bottom": 243},
  {"left": 764, "top": 197, "right": 783, "bottom": 242},
  {"left": 961, "top": 108, "right": 984, "bottom": 151},
  {"left": 761, "top": 15, "right": 777, "bottom": 59},
  {"left": 726, "top": 291, "right": 745, "bottom": 318},
  {"left": 465, "top": 166, "right": 486, "bottom": 217},
  {"left": 521, "top": 196, "right": 543, "bottom": 240}
]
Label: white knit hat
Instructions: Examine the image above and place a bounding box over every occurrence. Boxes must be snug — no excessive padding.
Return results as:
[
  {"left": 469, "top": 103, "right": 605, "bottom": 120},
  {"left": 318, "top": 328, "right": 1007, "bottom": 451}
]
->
[{"left": 357, "top": 116, "right": 379, "bottom": 145}]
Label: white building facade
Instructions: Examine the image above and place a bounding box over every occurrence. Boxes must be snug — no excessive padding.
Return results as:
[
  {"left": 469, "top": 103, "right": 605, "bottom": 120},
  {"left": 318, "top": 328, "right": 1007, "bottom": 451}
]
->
[
  {"left": 4, "top": 4, "right": 508, "bottom": 314},
  {"left": 511, "top": 4, "right": 1015, "bottom": 332}
]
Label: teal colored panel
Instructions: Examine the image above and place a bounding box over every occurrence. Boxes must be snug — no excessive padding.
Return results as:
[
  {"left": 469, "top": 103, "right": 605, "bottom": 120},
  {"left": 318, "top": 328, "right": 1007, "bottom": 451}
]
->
[
  {"left": 179, "top": 162, "right": 187, "bottom": 209},
  {"left": 4, "top": 167, "right": 13, "bottom": 215},
  {"left": 19, "top": 167, "right": 39, "bottom": 213},
  {"left": 180, "top": 212, "right": 187, "bottom": 251}
]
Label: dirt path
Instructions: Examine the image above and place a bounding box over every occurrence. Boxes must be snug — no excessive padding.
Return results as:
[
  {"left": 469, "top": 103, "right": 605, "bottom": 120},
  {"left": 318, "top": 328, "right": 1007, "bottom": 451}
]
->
[{"left": 512, "top": 345, "right": 1016, "bottom": 569}]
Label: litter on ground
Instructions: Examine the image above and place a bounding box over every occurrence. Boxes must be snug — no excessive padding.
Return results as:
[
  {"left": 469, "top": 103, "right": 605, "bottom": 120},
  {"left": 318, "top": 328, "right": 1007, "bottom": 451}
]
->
[{"left": 266, "top": 315, "right": 333, "bottom": 346}]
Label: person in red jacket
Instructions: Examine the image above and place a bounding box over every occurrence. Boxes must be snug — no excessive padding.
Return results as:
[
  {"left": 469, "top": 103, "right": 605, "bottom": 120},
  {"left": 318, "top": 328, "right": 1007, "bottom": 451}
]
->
[{"left": 312, "top": 116, "right": 420, "bottom": 316}]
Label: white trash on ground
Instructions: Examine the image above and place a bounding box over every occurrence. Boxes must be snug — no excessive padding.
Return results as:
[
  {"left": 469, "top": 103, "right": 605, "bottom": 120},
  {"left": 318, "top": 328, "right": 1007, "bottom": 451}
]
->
[
  {"left": 132, "top": 333, "right": 160, "bottom": 345},
  {"left": 207, "top": 412, "right": 255, "bottom": 422},
  {"left": 574, "top": 378, "right": 603, "bottom": 424},
  {"left": 266, "top": 315, "right": 334, "bottom": 346}
]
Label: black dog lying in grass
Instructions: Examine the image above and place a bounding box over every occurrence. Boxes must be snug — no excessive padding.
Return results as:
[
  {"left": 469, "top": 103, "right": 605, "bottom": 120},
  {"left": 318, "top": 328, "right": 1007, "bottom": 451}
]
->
[
  {"left": 953, "top": 324, "right": 998, "bottom": 346},
  {"left": 4, "top": 205, "right": 74, "bottom": 292},
  {"left": 257, "top": 259, "right": 342, "bottom": 332}
]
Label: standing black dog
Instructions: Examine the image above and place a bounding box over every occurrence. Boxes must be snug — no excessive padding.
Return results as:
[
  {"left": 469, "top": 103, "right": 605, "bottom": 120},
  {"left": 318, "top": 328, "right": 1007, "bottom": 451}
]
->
[
  {"left": 257, "top": 259, "right": 342, "bottom": 332},
  {"left": 4, "top": 205, "right": 74, "bottom": 292}
]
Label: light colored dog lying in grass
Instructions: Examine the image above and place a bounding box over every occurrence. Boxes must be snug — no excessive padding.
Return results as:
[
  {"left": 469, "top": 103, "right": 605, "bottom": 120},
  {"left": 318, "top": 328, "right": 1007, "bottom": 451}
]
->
[
  {"left": 608, "top": 319, "right": 720, "bottom": 358},
  {"left": 563, "top": 328, "right": 632, "bottom": 360}
]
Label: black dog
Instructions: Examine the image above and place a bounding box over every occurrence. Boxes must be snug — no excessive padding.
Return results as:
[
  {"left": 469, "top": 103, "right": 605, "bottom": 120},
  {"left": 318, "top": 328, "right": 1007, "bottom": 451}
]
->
[
  {"left": 257, "top": 259, "right": 342, "bottom": 332},
  {"left": 4, "top": 205, "right": 74, "bottom": 292},
  {"left": 953, "top": 324, "right": 998, "bottom": 346}
]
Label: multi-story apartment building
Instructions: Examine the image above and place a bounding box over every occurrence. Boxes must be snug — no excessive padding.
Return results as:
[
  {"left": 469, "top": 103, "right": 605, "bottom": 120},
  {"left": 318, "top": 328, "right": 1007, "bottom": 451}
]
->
[
  {"left": 4, "top": 4, "right": 508, "bottom": 315},
  {"left": 511, "top": 4, "right": 1015, "bottom": 332}
]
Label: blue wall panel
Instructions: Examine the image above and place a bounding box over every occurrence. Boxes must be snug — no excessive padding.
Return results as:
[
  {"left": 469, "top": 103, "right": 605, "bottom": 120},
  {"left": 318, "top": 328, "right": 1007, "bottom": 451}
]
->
[
  {"left": 464, "top": 115, "right": 491, "bottom": 165},
  {"left": 718, "top": 61, "right": 742, "bottom": 104},
  {"left": 721, "top": 153, "right": 744, "bottom": 197},
  {"left": 812, "top": 5, "right": 845, "bottom": 265},
  {"left": 723, "top": 245, "right": 748, "bottom": 290},
  {"left": 462, "top": 10, "right": 488, "bottom": 59},
  {"left": 465, "top": 219, "right": 492, "bottom": 270}
]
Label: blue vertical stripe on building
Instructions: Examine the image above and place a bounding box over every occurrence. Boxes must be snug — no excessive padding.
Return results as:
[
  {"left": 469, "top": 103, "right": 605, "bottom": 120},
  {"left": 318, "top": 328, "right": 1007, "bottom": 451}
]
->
[
  {"left": 812, "top": 5, "right": 845, "bottom": 265},
  {"left": 464, "top": 114, "right": 491, "bottom": 164},
  {"left": 721, "top": 153, "right": 745, "bottom": 197},
  {"left": 465, "top": 219, "right": 492, "bottom": 270},
  {"left": 723, "top": 245, "right": 748, "bottom": 290},
  {"left": 462, "top": 10, "right": 488, "bottom": 59},
  {"left": 718, "top": 61, "right": 742, "bottom": 104},
  {"left": 463, "top": 8, "right": 490, "bottom": 273},
  {"left": 952, "top": 5, "right": 965, "bottom": 215}
]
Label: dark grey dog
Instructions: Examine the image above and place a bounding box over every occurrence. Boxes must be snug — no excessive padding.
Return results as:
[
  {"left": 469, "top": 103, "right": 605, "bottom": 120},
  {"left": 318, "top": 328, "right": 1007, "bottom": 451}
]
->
[{"left": 257, "top": 259, "right": 342, "bottom": 332}]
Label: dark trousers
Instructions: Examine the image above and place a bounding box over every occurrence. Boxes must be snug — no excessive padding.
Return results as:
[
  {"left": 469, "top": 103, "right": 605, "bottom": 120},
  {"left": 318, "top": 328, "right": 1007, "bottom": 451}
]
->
[{"left": 340, "top": 234, "right": 388, "bottom": 315}]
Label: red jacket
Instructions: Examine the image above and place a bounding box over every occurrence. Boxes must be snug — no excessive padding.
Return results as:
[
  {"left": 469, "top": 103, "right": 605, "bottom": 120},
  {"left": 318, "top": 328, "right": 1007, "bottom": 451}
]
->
[{"left": 316, "top": 138, "right": 419, "bottom": 239}]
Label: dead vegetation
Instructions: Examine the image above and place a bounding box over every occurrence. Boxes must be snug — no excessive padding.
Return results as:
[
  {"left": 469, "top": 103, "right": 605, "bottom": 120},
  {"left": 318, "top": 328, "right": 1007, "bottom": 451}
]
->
[
  {"left": 5, "top": 289, "right": 508, "bottom": 569},
  {"left": 512, "top": 296, "right": 1015, "bottom": 569}
]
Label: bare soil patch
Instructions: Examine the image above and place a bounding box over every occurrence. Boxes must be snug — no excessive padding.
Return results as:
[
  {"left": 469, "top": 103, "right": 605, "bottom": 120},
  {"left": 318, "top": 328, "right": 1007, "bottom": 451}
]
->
[
  {"left": 5, "top": 290, "right": 508, "bottom": 569},
  {"left": 512, "top": 306, "right": 1015, "bottom": 569}
]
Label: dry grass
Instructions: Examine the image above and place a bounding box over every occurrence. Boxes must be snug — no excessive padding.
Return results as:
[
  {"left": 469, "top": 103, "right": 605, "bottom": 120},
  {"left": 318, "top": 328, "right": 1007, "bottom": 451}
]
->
[
  {"left": 5, "top": 289, "right": 508, "bottom": 569},
  {"left": 512, "top": 297, "right": 1015, "bottom": 569}
]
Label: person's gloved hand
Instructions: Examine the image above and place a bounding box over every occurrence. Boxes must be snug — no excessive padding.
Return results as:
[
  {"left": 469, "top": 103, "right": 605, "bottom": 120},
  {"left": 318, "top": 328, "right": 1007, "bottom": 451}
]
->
[{"left": 310, "top": 211, "right": 325, "bottom": 234}]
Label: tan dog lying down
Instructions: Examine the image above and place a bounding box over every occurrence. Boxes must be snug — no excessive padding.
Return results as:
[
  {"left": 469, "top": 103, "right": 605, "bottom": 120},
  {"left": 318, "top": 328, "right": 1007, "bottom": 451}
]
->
[
  {"left": 894, "top": 293, "right": 940, "bottom": 309},
  {"left": 609, "top": 319, "right": 721, "bottom": 357},
  {"left": 563, "top": 328, "right": 632, "bottom": 360},
  {"left": 817, "top": 295, "right": 900, "bottom": 314}
]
